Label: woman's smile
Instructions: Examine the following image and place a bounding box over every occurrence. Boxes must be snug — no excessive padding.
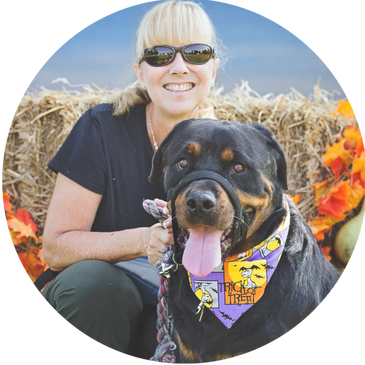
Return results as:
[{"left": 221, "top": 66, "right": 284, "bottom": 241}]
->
[
  {"left": 163, "top": 83, "right": 195, "bottom": 92},
  {"left": 135, "top": 49, "right": 218, "bottom": 121}
]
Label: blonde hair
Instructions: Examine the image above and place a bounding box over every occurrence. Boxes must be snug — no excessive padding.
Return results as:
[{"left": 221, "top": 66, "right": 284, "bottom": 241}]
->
[
  {"left": 110, "top": 1, "right": 221, "bottom": 116},
  {"left": 135, "top": 1, "right": 220, "bottom": 61}
]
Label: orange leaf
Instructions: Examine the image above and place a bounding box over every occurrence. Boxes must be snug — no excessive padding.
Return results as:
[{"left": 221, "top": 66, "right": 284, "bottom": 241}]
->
[
  {"left": 352, "top": 172, "right": 365, "bottom": 188},
  {"left": 309, "top": 221, "right": 329, "bottom": 241},
  {"left": 329, "top": 180, "right": 352, "bottom": 200},
  {"left": 308, "top": 217, "right": 332, "bottom": 241},
  {"left": 309, "top": 215, "right": 342, "bottom": 241},
  {"left": 292, "top": 194, "right": 302, "bottom": 204},
  {"left": 352, "top": 151, "right": 365, "bottom": 182},
  {"left": 317, "top": 181, "right": 352, "bottom": 219},
  {"left": 317, "top": 197, "right": 351, "bottom": 220},
  {"left": 320, "top": 246, "right": 332, "bottom": 261},
  {"left": 348, "top": 181, "right": 365, "bottom": 210},
  {"left": 312, "top": 180, "right": 331, "bottom": 200},
  {"left": 3, "top": 193, "right": 12, "bottom": 213},
  {"left": 330, "top": 156, "right": 347, "bottom": 179},
  {"left": 344, "top": 125, "right": 362, "bottom": 146},
  {"left": 7, "top": 216, "right": 37, "bottom": 240},
  {"left": 355, "top": 137, "right": 364, "bottom": 157},
  {"left": 13, "top": 208, "right": 39, "bottom": 233},
  {"left": 313, "top": 231, "right": 325, "bottom": 242},
  {"left": 25, "top": 252, "right": 46, "bottom": 278},
  {"left": 335, "top": 100, "right": 355, "bottom": 119},
  {"left": 322, "top": 140, "right": 353, "bottom": 167}
]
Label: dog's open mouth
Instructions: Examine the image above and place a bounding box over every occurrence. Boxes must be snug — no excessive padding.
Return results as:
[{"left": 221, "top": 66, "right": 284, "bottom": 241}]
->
[
  {"left": 177, "top": 226, "right": 235, "bottom": 251},
  {"left": 176, "top": 224, "right": 235, "bottom": 278},
  {"left": 175, "top": 206, "right": 254, "bottom": 278}
]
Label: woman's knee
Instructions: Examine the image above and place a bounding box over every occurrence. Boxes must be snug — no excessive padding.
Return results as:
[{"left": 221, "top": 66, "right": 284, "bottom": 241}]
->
[
  {"left": 43, "top": 260, "right": 143, "bottom": 317},
  {"left": 42, "top": 260, "right": 144, "bottom": 353}
]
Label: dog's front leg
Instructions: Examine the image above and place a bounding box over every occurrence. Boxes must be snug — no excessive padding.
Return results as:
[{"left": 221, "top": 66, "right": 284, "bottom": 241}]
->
[{"left": 175, "top": 333, "right": 201, "bottom": 363}]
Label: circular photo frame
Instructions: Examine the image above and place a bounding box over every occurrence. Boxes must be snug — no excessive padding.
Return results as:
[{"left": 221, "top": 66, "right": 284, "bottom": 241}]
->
[{"left": 0, "top": 0, "right": 365, "bottom": 364}]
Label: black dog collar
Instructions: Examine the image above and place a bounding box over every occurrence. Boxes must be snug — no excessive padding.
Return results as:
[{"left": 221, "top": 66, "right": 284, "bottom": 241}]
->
[{"left": 167, "top": 170, "right": 247, "bottom": 257}]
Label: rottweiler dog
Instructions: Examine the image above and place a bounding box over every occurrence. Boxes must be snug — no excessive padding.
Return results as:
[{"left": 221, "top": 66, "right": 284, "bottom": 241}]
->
[{"left": 149, "top": 119, "right": 340, "bottom": 363}]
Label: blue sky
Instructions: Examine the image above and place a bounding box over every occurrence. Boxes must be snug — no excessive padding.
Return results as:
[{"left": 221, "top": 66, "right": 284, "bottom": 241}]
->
[{"left": 29, "top": 0, "right": 344, "bottom": 98}]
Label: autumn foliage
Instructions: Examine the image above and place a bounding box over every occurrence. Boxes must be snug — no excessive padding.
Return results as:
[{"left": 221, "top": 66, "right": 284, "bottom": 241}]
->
[
  {"left": 4, "top": 192, "right": 48, "bottom": 281},
  {"left": 308, "top": 100, "right": 364, "bottom": 259}
]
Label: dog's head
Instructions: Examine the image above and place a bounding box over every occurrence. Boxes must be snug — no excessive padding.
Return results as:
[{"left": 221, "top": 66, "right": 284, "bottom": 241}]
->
[{"left": 149, "top": 119, "right": 287, "bottom": 277}]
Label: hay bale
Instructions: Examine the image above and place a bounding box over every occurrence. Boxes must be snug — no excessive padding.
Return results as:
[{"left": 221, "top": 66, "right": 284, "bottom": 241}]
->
[
  {"left": 3, "top": 85, "right": 111, "bottom": 225},
  {"left": 3, "top": 81, "right": 356, "bottom": 230}
]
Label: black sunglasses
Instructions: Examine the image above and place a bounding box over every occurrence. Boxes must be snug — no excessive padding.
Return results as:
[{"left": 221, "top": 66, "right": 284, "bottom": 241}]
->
[{"left": 140, "top": 43, "right": 215, "bottom": 67}]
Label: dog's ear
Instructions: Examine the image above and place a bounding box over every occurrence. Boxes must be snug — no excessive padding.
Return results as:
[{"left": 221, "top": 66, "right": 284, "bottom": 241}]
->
[
  {"left": 250, "top": 124, "right": 288, "bottom": 190},
  {"left": 149, "top": 119, "right": 195, "bottom": 183}
]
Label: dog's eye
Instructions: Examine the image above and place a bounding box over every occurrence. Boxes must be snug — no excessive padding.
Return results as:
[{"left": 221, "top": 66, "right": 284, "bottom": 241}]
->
[
  {"left": 233, "top": 163, "right": 244, "bottom": 173},
  {"left": 177, "top": 159, "right": 188, "bottom": 169}
]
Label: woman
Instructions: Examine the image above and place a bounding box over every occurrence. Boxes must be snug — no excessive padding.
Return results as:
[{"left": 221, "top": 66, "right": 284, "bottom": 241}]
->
[{"left": 42, "top": 0, "right": 221, "bottom": 359}]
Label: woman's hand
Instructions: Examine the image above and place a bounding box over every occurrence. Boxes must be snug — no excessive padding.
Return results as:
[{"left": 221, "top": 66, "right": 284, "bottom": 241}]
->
[{"left": 145, "top": 199, "right": 173, "bottom": 266}]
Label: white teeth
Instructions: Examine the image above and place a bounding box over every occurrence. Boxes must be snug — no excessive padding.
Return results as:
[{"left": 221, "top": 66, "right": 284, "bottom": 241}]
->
[
  {"left": 244, "top": 207, "right": 254, "bottom": 215},
  {"left": 164, "top": 83, "right": 193, "bottom": 92},
  {"left": 221, "top": 229, "right": 232, "bottom": 242}
]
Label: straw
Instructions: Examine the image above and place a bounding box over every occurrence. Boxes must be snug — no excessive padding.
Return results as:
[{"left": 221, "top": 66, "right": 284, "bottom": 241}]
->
[{"left": 3, "top": 81, "right": 356, "bottom": 230}]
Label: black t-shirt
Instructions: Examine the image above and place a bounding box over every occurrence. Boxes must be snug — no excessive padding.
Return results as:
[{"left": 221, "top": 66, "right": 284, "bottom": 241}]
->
[{"left": 48, "top": 103, "right": 166, "bottom": 232}]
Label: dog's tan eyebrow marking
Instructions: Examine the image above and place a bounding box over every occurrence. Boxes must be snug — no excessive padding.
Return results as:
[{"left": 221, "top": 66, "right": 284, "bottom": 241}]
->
[
  {"left": 187, "top": 142, "right": 201, "bottom": 156},
  {"left": 222, "top": 149, "right": 234, "bottom": 161}
]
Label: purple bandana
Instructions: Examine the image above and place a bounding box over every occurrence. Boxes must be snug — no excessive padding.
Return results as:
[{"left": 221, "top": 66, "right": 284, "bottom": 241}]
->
[{"left": 187, "top": 197, "right": 290, "bottom": 329}]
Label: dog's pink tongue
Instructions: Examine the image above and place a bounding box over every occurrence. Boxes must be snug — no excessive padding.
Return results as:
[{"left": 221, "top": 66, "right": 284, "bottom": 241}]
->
[{"left": 183, "top": 226, "right": 224, "bottom": 278}]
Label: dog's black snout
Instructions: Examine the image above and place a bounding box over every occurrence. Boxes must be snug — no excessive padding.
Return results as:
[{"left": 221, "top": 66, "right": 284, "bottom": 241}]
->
[{"left": 186, "top": 191, "right": 217, "bottom": 215}]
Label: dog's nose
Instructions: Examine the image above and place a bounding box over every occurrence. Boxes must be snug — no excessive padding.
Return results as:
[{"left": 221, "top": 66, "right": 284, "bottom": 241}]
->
[{"left": 186, "top": 191, "right": 217, "bottom": 215}]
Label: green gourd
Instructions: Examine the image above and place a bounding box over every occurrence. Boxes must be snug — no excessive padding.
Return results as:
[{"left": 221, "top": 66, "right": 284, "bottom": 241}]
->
[{"left": 334, "top": 200, "right": 365, "bottom": 265}]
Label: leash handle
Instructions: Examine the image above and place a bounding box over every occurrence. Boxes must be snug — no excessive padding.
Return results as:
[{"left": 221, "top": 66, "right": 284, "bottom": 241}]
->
[
  {"left": 142, "top": 197, "right": 177, "bottom": 273},
  {"left": 143, "top": 199, "right": 169, "bottom": 224}
]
